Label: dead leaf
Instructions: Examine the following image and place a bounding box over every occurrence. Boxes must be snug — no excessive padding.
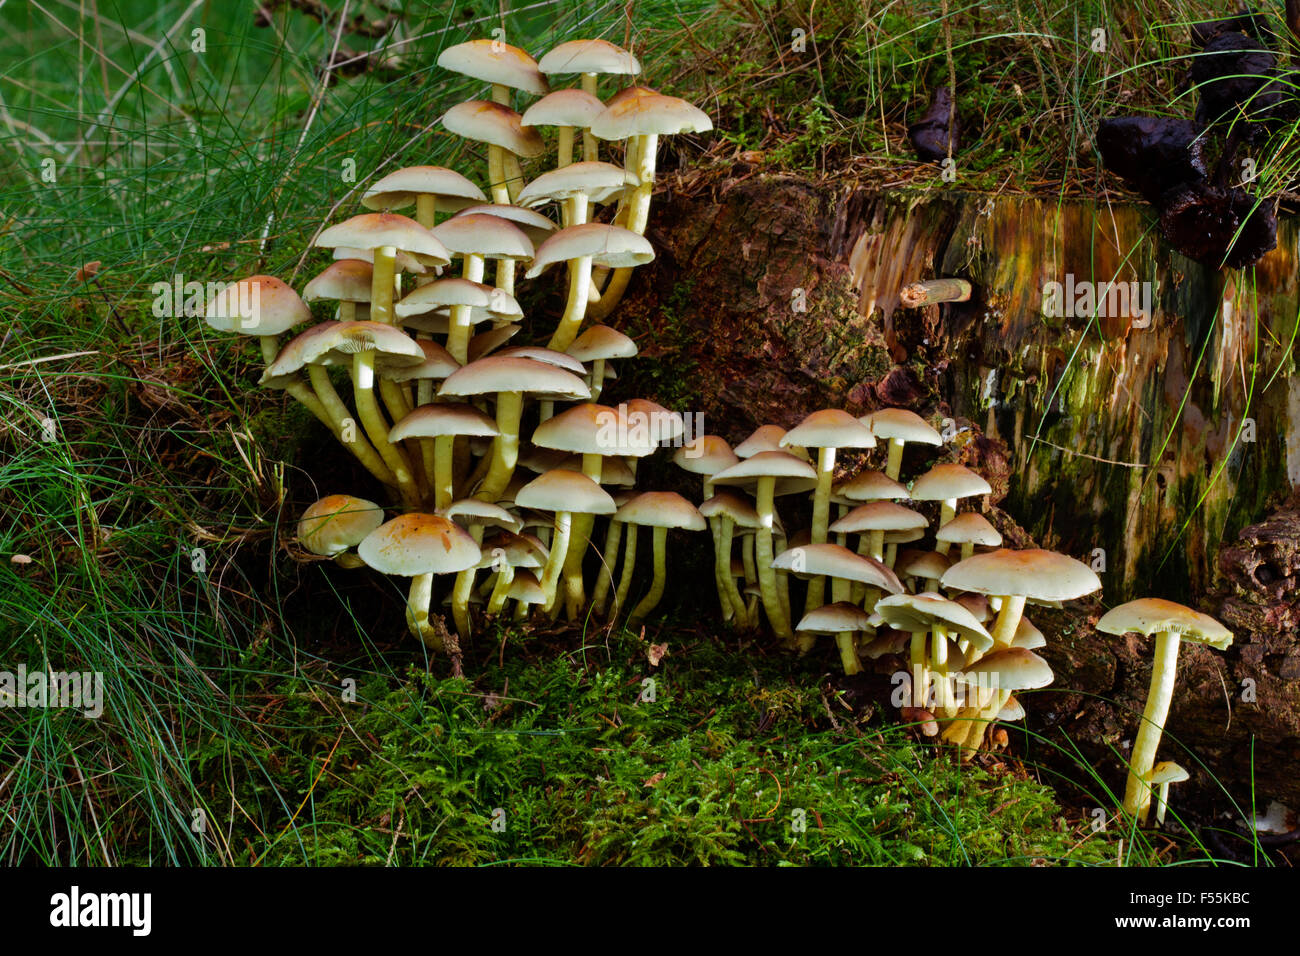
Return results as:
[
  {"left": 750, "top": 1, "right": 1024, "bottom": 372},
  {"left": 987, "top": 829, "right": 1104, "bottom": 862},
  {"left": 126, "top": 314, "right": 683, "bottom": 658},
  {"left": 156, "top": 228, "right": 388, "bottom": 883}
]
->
[
  {"left": 647, "top": 642, "right": 668, "bottom": 667},
  {"left": 643, "top": 772, "right": 666, "bottom": 788}
]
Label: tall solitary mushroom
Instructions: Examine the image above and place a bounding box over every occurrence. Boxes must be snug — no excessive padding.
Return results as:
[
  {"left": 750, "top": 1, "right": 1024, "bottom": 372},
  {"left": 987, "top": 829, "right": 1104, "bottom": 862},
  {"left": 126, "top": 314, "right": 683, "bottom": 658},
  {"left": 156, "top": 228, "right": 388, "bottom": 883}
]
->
[{"left": 1096, "top": 598, "right": 1232, "bottom": 824}]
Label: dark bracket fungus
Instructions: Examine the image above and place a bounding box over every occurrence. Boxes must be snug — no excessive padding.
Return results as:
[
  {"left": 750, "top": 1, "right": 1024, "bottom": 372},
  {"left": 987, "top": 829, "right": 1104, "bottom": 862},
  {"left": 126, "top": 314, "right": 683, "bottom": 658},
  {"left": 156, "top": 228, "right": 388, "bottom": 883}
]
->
[
  {"left": 1159, "top": 183, "right": 1278, "bottom": 268},
  {"left": 1191, "top": 31, "right": 1284, "bottom": 136},
  {"left": 908, "top": 86, "right": 959, "bottom": 162},
  {"left": 1095, "top": 117, "right": 1207, "bottom": 206}
]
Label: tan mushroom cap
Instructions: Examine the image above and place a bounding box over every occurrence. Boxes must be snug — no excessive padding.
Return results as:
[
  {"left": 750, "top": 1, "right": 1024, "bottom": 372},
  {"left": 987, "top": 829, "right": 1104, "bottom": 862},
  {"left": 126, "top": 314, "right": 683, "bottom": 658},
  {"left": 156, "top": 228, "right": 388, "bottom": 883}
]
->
[
  {"left": 361, "top": 165, "right": 486, "bottom": 213},
  {"left": 796, "top": 602, "right": 874, "bottom": 634},
  {"left": 941, "top": 548, "right": 1102, "bottom": 603},
  {"left": 395, "top": 277, "right": 522, "bottom": 320},
  {"left": 623, "top": 398, "right": 684, "bottom": 443},
  {"left": 734, "top": 424, "right": 794, "bottom": 458},
  {"left": 567, "top": 324, "right": 637, "bottom": 364},
  {"left": 782, "top": 409, "right": 878, "bottom": 450},
  {"left": 771, "top": 542, "right": 903, "bottom": 593},
  {"left": 441, "top": 100, "right": 545, "bottom": 158},
  {"left": 204, "top": 275, "right": 311, "bottom": 335},
  {"left": 443, "top": 498, "right": 522, "bottom": 534},
  {"left": 437, "top": 39, "right": 548, "bottom": 95},
  {"left": 331, "top": 245, "right": 432, "bottom": 274},
  {"left": 468, "top": 323, "right": 521, "bottom": 361},
  {"left": 591, "top": 91, "right": 713, "bottom": 140},
  {"left": 381, "top": 340, "right": 460, "bottom": 383},
  {"left": 1149, "top": 761, "right": 1191, "bottom": 785},
  {"left": 508, "top": 570, "right": 546, "bottom": 604},
  {"left": 532, "top": 402, "right": 659, "bottom": 457},
  {"left": 431, "top": 213, "right": 534, "bottom": 261},
  {"left": 998, "top": 696, "right": 1026, "bottom": 721},
  {"left": 910, "top": 462, "right": 992, "bottom": 502},
  {"left": 303, "top": 260, "right": 373, "bottom": 304},
  {"left": 438, "top": 355, "right": 591, "bottom": 400},
  {"left": 895, "top": 549, "right": 952, "bottom": 581},
  {"left": 874, "top": 593, "right": 994, "bottom": 652},
  {"left": 1096, "top": 598, "right": 1232, "bottom": 651},
  {"left": 616, "top": 491, "right": 707, "bottom": 531},
  {"left": 863, "top": 408, "right": 943, "bottom": 446},
  {"left": 521, "top": 88, "right": 606, "bottom": 128},
  {"left": 837, "top": 470, "right": 909, "bottom": 503},
  {"left": 955, "top": 593, "right": 993, "bottom": 623},
  {"left": 261, "top": 321, "right": 425, "bottom": 381},
  {"left": 515, "top": 468, "right": 616, "bottom": 514},
  {"left": 1011, "top": 616, "right": 1046, "bottom": 650},
  {"left": 830, "top": 501, "right": 928, "bottom": 535},
  {"left": 389, "top": 402, "right": 498, "bottom": 443},
  {"left": 454, "top": 203, "right": 557, "bottom": 247},
  {"left": 494, "top": 346, "right": 587, "bottom": 375},
  {"left": 935, "top": 512, "right": 1002, "bottom": 548},
  {"left": 957, "top": 647, "right": 1054, "bottom": 691},
  {"left": 298, "top": 495, "right": 385, "bottom": 556},
  {"left": 538, "top": 39, "right": 641, "bottom": 76},
  {"left": 712, "top": 449, "right": 818, "bottom": 485},
  {"left": 357, "top": 513, "right": 482, "bottom": 576},
  {"left": 482, "top": 531, "right": 545, "bottom": 569},
  {"left": 524, "top": 222, "right": 654, "bottom": 277},
  {"left": 698, "top": 490, "right": 760, "bottom": 527},
  {"left": 517, "top": 161, "right": 636, "bottom": 206},
  {"left": 672, "top": 435, "right": 739, "bottom": 477},
  {"left": 315, "top": 213, "right": 451, "bottom": 266}
]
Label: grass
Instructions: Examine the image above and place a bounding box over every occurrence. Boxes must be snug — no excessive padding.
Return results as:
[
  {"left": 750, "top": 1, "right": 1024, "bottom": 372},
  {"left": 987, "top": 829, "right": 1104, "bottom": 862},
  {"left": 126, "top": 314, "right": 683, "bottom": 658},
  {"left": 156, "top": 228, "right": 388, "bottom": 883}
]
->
[{"left": 0, "top": 0, "right": 1286, "bottom": 865}]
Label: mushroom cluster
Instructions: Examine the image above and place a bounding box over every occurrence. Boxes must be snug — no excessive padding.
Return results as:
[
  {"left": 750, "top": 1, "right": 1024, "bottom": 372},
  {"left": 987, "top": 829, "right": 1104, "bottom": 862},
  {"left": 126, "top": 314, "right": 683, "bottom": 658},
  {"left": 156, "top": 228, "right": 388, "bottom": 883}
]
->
[{"left": 201, "top": 38, "right": 715, "bottom": 666}]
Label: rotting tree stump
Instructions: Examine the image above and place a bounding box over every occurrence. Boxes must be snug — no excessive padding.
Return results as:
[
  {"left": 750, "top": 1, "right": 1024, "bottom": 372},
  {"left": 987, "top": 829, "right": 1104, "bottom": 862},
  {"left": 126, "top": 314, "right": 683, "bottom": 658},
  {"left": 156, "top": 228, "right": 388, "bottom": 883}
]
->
[{"left": 610, "top": 168, "right": 1300, "bottom": 812}]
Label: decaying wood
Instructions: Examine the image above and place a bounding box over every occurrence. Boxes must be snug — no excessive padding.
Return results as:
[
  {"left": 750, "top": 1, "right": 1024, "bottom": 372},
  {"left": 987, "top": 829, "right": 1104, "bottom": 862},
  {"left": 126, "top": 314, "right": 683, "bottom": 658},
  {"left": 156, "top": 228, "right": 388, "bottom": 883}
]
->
[{"left": 899, "top": 277, "right": 971, "bottom": 308}]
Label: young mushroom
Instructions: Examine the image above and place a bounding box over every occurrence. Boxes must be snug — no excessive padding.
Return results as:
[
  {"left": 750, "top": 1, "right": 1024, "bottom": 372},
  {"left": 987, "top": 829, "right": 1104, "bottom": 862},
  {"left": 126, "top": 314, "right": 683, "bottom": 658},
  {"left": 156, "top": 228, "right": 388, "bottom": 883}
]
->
[
  {"left": 861, "top": 408, "right": 942, "bottom": 482},
  {"left": 361, "top": 165, "right": 486, "bottom": 229},
  {"left": 537, "top": 39, "right": 642, "bottom": 162},
  {"left": 613, "top": 492, "right": 707, "bottom": 629},
  {"left": 909, "top": 463, "right": 993, "bottom": 555},
  {"left": 1095, "top": 598, "right": 1232, "bottom": 825},
  {"left": 1149, "top": 761, "right": 1191, "bottom": 827},
  {"left": 441, "top": 100, "right": 545, "bottom": 206},
  {"left": 298, "top": 495, "right": 385, "bottom": 569}
]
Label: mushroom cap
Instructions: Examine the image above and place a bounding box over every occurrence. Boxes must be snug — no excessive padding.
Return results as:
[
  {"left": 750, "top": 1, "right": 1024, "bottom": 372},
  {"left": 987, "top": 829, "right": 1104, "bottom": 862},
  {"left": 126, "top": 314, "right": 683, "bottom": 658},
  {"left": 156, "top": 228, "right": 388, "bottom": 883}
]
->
[
  {"left": 494, "top": 346, "right": 586, "bottom": 375},
  {"left": 712, "top": 449, "right": 818, "bottom": 485},
  {"left": 941, "top": 549, "right": 1103, "bottom": 602},
  {"left": 482, "top": 531, "right": 545, "bottom": 569},
  {"left": 862, "top": 408, "right": 942, "bottom": 446},
  {"left": 1149, "top": 761, "right": 1190, "bottom": 785},
  {"left": 443, "top": 498, "right": 522, "bottom": 533},
  {"left": 508, "top": 570, "right": 546, "bottom": 604},
  {"left": 204, "top": 274, "right": 311, "bottom": 335},
  {"left": 468, "top": 324, "right": 521, "bottom": 361},
  {"left": 734, "top": 424, "right": 795, "bottom": 457},
  {"left": 517, "top": 161, "right": 636, "bottom": 206},
  {"left": 591, "top": 90, "right": 713, "bottom": 140},
  {"left": 431, "top": 212, "right": 534, "bottom": 261},
  {"left": 437, "top": 39, "right": 548, "bottom": 95},
  {"left": 895, "top": 549, "right": 951, "bottom": 581},
  {"left": 315, "top": 213, "right": 451, "bottom": 266},
  {"left": 998, "top": 696, "right": 1026, "bottom": 721},
  {"left": 623, "top": 398, "right": 684, "bottom": 442},
  {"left": 441, "top": 100, "right": 546, "bottom": 158},
  {"left": 910, "top": 462, "right": 992, "bottom": 502},
  {"left": 524, "top": 222, "right": 654, "bottom": 276},
  {"left": 567, "top": 324, "right": 637, "bottom": 362},
  {"left": 796, "top": 601, "right": 873, "bottom": 634},
  {"left": 381, "top": 339, "right": 461, "bottom": 383},
  {"left": 454, "top": 203, "right": 557, "bottom": 247},
  {"left": 361, "top": 165, "right": 486, "bottom": 213},
  {"left": 935, "top": 511, "right": 1002, "bottom": 548},
  {"left": 395, "top": 277, "right": 522, "bottom": 320},
  {"left": 955, "top": 593, "right": 993, "bottom": 623},
  {"left": 958, "top": 647, "right": 1054, "bottom": 691},
  {"left": 331, "top": 245, "right": 432, "bottom": 274},
  {"left": 615, "top": 491, "right": 707, "bottom": 530},
  {"left": 532, "top": 402, "right": 659, "bottom": 457},
  {"left": 830, "top": 501, "right": 928, "bottom": 534},
  {"left": 837, "top": 469, "right": 910, "bottom": 501},
  {"left": 303, "top": 260, "right": 373, "bottom": 304},
  {"left": 782, "top": 409, "right": 878, "bottom": 450},
  {"left": 1011, "top": 616, "right": 1046, "bottom": 650},
  {"left": 521, "top": 88, "right": 607, "bottom": 129},
  {"left": 357, "top": 513, "right": 482, "bottom": 576},
  {"left": 298, "top": 495, "right": 385, "bottom": 556},
  {"left": 537, "top": 38, "right": 641, "bottom": 76},
  {"left": 672, "top": 435, "right": 739, "bottom": 476},
  {"left": 874, "top": 593, "right": 994, "bottom": 651},
  {"left": 438, "top": 355, "right": 591, "bottom": 400},
  {"left": 515, "top": 469, "right": 616, "bottom": 514},
  {"left": 771, "top": 542, "right": 903, "bottom": 592},
  {"left": 262, "top": 321, "right": 425, "bottom": 380},
  {"left": 1095, "top": 598, "right": 1232, "bottom": 650},
  {"left": 389, "top": 403, "right": 498, "bottom": 443},
  {"left": 698, "top": 490, "right": 760, "bottom": 527}
]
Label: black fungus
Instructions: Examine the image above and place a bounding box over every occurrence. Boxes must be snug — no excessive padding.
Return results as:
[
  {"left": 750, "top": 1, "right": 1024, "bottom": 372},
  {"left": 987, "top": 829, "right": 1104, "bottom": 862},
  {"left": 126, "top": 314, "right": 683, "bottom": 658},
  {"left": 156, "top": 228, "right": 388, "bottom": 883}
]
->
[
  {"left": 908, "top": 87, "right": 959, "bottom": 162},
  {"left": 1095, "top": 116, "right": 1207, "bottom": 205},
  {"left": 1159, "top": 184, "right": 1278, "bottom": 268},
  {"left": 1189, "top": 9, "right": 1272, "bottom": 47},
  {"left": 1191, "top": 31, "right": 1282, "bottom": 134}
]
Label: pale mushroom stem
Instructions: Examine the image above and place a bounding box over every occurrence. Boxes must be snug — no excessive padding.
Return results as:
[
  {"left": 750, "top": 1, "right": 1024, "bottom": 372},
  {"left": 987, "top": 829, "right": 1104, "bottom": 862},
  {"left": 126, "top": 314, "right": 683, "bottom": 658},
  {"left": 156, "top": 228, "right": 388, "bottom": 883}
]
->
[
  {"left": 496, "top": 259, "right": 516, "bottom": 297},
  {"left": 589, "top": 357, "right": 607, "bottom": 402},
  {"left": 546, "top": 194, "right": 594, "bottom": 352},
  {"left": 830, "top": 575, "right": 861, "bottom": 675},
  {"left": 931, "top": 628, "right": 955, "bottom": 716},
  {"left": 988, "top": 594, "right": 1027, "bottom": 652},
  {"left": 589, "top": 133, "right": 656, "bottom": 321},
  {"left": 710, "top": 515, "right": 734, "bottom": 623},
  {"left": 755, "top": 477, "right": 793, "bottom": 639},
  {"left": 502, "top": 154, "right": 525, "bottom": 204},
  {"left": 406, "top": 573, "right": 442, "bottom": 650},
  {"left": 909, "top": 630, "right": 929, "bottom": 708},
  {"left": 488, "top": 145, "right": 509, "bottom": 204},
  {"left": 884, "top": 438, "right": 906, "bottom": 482},
  {"left": 1123, "top": 629, "right": 1181, "bottom": 824},
  {"left": 474, "top": 390, "right": 523, "bottom": 502},
  {"left": 716, "top": 515, "right": 750, "bottom": 628},
  {"left": 432, "top": 435, "right": 455, "bottom": 510},
  {"left": 352, "top": 352, "right": 418, "bottom": 505},
  {"left": 451, "top": 565, "right": 476, "bottom": 639},
  {"left": 555, "top": 452, "right": 604, "bottom": 620},
  {"left": 304, "top": 364, "right": 399, "bottom": 487},
  {"left": 557, "top": 126, "right": 575, "bottom": 168},
  {"left": 801, "top": 445, "right": 836, "bottom": 629},
  {"left": 628, "top": 526, "right": 670, "bottom": 628},
  {"left": 591, "top": 517, "right": 624, "bottom": 615},
  {"left": 580, "top": 73, "right": 599, "bottom": 160},
  {"left": 445, "top": 254, "right": 486, "bottom": 365},
  {"left": 371, "top": 246, "right": 398, "bottom": 325},
  {"left": 486, "top": 564, "right": 515, "bottom": 615},
  {"left": 611, "top": 523, "right": 638, "bottom": 619},
  {"left": 415, "top": 195, "right": 436, "bottom": 229},
  {"left": 539, "top": 512, "right": 573, "bottom": 612},
  {"left": 934, "top": 498, "right": 958, "bottom": 556}
]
